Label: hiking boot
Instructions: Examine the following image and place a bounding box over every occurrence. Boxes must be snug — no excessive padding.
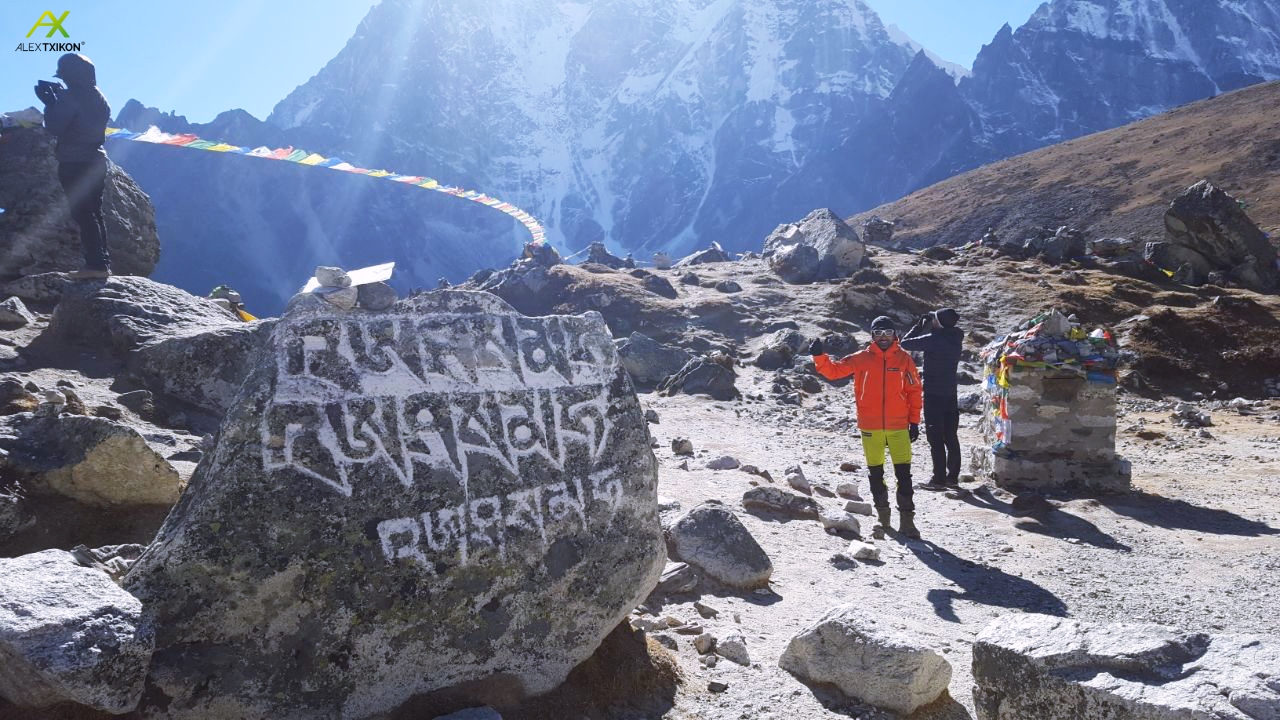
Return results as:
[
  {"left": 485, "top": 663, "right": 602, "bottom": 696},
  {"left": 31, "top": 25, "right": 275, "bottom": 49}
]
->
[
  {"left": 898, "top": 513, "right": 921, "bottom": 540},
  {"left": 67, "top": 268, "right": 111, "bottom": 280},
  {"left": 875, "top": 507, "right": 892, "bottom": 530},
  {"left": 920, "top": 479, "right": 949, "bottom": 491}
]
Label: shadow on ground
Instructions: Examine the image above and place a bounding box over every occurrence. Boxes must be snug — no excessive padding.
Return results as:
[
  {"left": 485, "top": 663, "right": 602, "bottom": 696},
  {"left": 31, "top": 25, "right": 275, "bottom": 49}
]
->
[
  {"left": 1099, "top": 490, "right": 1279, "bottom": 537},
  {"left": 800, "top": 679, "right": 973, "bottom": 720},
  {"left": 905, "top": 539, "right": 1068, "bottom": 622},
  {"left": 961, "top": 486, "right": 1132, "bottom": 551}
]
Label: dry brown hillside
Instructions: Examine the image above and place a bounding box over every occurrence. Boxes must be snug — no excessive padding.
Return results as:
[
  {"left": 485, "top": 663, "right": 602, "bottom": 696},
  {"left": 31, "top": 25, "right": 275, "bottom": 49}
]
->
[{"left": 850, "top": 81, "right": 1280, "bottom": 248}]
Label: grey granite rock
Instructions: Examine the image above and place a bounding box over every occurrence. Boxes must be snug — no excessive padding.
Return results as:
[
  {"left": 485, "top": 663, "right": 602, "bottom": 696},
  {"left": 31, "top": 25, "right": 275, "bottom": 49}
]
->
[
  {"left": 743, "top": 486, "right": 821, "bottom": 520},
  {"left": 973, "top": 613, "right": 1280, "bottom": 720},
  {"left": 315, "top": 266, "right": 352, "bottom": 288},
  {"left": 0, "top": 413, "right": 180, "bottom": 507},
  {"left": 780, "top": 605, "right": 951, "bottom": 715},
  {"left": 0, "top": 297, "right": 36, "bottom": 326},
  {"left": 668, "top": 501, "right": 772, "bottom": 590},
  {"left": 124, "top": 290, "right": 665, "bottom": 719},
  {"left": 617, "top": 332, "right": 692, "bottom": 387},
  {"left": 132, "top": 320, "right": 276, "bottom": 415},
  {"left": 0, "top": 549, "right": 152, "bottom": 713},
  {"left": 46, "top": 276, "right": 241, "bottom": 354},
  {"left": 357, "top": 281, "right": 398, "bottom": 311}
]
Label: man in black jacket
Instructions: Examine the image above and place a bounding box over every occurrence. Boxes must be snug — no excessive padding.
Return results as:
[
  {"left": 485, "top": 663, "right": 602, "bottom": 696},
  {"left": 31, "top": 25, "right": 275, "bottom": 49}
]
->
[
  {"left": 35, "top": 53, "right": 112, "bottom": 280},
  {"left": 900, "top": 308, "right": 964, "bottom": 490}
]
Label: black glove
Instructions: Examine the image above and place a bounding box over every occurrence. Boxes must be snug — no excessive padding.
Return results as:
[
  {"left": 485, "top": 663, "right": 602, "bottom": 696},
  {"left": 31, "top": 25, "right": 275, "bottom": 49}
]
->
[
  {"left": 809, "top": 338, "right": 825, "bottom": 357},
  {"left": 909, "top": 423, "right": 920, "bottom": 442},
  {"left": 34, "top": 84, "right": 57, "bottom": 106}
]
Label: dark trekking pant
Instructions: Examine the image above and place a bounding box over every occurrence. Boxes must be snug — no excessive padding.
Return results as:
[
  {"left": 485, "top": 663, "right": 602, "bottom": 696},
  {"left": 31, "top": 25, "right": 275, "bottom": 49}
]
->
[
  {"left": 868, "top": 464, "right": 915, "bottom": 513},
  {"left": 924, "top": 394, "right": 962, "bottom": 483},
  {"left": 57, "top": 158, "right": 110, "bottom": 271}
]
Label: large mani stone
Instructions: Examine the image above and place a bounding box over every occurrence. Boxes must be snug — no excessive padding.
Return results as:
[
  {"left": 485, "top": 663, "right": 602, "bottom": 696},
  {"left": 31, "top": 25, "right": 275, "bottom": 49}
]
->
[{"left": 123, "top": 290, "right": 666, "bottom": 720}]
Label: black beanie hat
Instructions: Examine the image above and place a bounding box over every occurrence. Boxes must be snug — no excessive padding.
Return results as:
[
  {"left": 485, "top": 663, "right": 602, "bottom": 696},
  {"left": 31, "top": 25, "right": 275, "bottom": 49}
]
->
[
  {"left": 870, "top": 316, "right": 895, "bottom": 331},
  {"left": 936, "top": 308, "right": 959, "bottom": 328}
]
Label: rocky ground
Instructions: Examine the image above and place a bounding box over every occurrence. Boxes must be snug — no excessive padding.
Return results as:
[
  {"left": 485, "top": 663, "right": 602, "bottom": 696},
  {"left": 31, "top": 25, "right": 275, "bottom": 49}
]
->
[
  {"left": 3, "top": 244, "right": 1279, "bottom": 719},
  {"left": 470, "top": 248, "right": 1280, "bottom": 719}
]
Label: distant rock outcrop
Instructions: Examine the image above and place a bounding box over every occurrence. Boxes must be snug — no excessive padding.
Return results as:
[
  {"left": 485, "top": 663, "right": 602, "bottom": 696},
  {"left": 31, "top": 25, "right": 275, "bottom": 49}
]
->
[
  {"left": 1148, "top": 180, "right": 1279, "bottom": 291},
  {"left": 763, "top": 209, "right": 866, "bottom": 281},
  {"left": 124, "top": 290, "right": 665, "bottom": 719},
  {"left": 0, "top": 127, "right": 159, "bottom": 279}
]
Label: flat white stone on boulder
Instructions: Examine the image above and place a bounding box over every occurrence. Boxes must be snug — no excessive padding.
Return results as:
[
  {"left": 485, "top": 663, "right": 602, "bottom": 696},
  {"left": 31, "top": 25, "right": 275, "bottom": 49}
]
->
[
  {"left": 0, "top": 549, "right": 152, "bottom": 713},
  {"left": 780, "top": 605, "right": 951, "bottom": 715},
  {"left": 123, "top": 290, "right": 665, "bottom": 719},
  {"left": 669, "top": 501, "right": 772, "bottom": 589},
  {"left": 973, "top": 613, "right": 1280, "bottom": 720}
]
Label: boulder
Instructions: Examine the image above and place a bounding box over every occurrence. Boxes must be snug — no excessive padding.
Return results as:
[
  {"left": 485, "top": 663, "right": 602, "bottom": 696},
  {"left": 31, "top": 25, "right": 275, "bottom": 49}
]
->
[
  {"left": 762, "top": 209, "right": 865, "bottom": 280},
  {"left": 768, "top": 243, "right": 820, "bottom": 284},
  {"left": 743, "top": 486, "right": 821, "bottom": 520},
  {"left": 679, "top": 272, "right": 701, "bottom": 286},
  {"left": 0, "top": 486, "right": 35, "bottom": 544},
  {"left": 973, "top": 613, "right": 1280, "bottom": 720},
  {"left": 653, "top": 561, "right": 699, "bottom": 595},
  {"left": 1038, "top": 226, "right": 1087, "bottom": 265},
  {"left": 0, "top": 127, "right": 160, "bottom": 279},
  {"left": 0, "top": 272, "right": 71, "bottom": 306},
  {"left": 1088, "top": 237, "right": 1136, "bottom": 258},
  {"left": 1154, "top": 180, "right": 1279, "bottom": 291},
  {"left": 861, "top": 216, "right": 895, "bottom": 245},
  {"left": 657, "top": 355, "right": 738, "bottom": 401},
  {"left": 0, "top": 378, "right": 39, "bottom": 415},
  {"left": 617, "top": 332, "right": 693, "bottom": 387},
  {"left": 780, "top": 605, "right": 951, "bottom": 715},
  {"left": 46, "top": 276, "right": 242, "bottom": 354},
  {"left": 715, "top": 280, "right": 743, "bottom": 293},
  {"left": 585, "top": 241, "right": 626, "bottom": 269},
  {"left": 314, "top": 266, "right": 352, "bottom": 288},
  {"left": 674, "top": 242, "right": 731, "bottom": 267},
  {"left": 668, "top": 501, "right": 772, "bottom": 589},
  {"left": 0, "top": 297, "right": 36, "bottom": 327},
  {"left": 818, "top": 506, "right": 862, "bottom": 535},
  {"left": 131, "top": 320, "right": 276, "bottom": 415},
  {"left": 0, "top": 413, "right": 180, "bottom": 507},
  {"left": 357, "top": 282, "right": 398, "bottom": 311},
  {"left": 0, "top": 549, "right": 153, "bottom": 713},
  {"left": 921, "top": 245, "right": 956, "bottom": 261},
  {"left": 716, "top": 631, "right": 750, "bottom": 666},
  {"left": 641, "top": 274, "right": 679, "bottom": 299},
  {"left": 123, "top": 290, "right": 665, "bottom": 719}
]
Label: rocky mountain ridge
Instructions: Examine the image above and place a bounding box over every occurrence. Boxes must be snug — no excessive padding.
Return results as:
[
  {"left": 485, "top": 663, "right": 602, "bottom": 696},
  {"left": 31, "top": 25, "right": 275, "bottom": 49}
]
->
[{"left": 106, "top": 0, "right": 1280, "bottom": 312}]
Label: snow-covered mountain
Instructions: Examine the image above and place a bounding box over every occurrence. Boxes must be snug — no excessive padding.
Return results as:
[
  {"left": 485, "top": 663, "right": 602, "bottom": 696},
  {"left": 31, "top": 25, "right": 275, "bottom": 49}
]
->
[
  {"left": 266, "top": 0, "right": 919, "bottom": 256},
  {"left": 108, "top": 0, "right": 1280, "bottom": 311},
  {"left": 962, "top": 0, "right": 1280, "bottom": 157}
]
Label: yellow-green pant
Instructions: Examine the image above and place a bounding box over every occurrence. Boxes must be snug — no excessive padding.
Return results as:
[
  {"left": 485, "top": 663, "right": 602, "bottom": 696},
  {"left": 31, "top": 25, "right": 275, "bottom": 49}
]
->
[{"left": 860, "top": 429, "right": 913, "bottom": 467}]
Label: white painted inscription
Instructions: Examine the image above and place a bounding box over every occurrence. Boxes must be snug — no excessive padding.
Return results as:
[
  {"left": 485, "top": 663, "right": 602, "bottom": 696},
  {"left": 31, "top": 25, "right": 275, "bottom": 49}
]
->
[{"left": 260, "top": 312, "right": 633, "bottom": 569}]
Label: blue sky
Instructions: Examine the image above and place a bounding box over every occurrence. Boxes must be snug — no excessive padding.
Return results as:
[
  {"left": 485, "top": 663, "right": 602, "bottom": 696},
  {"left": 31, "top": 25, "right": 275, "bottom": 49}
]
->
[{"left": 2, "top": 0, "right": 1045, "bottom": 125}]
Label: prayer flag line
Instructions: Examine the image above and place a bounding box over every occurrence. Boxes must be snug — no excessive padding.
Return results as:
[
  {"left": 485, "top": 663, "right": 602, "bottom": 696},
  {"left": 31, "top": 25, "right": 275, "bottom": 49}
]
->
[{"left": 104, "top": 126, "right": 547, "bottom": 245}]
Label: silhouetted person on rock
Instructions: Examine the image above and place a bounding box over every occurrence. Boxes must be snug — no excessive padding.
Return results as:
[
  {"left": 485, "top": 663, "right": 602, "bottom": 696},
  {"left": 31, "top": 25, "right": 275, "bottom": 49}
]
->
[
  {"left": 36, "top": 53, "right": 111, "bottom": 280},
  {"left": 901, "top": 308, "right": 965, "bottom": 490}
]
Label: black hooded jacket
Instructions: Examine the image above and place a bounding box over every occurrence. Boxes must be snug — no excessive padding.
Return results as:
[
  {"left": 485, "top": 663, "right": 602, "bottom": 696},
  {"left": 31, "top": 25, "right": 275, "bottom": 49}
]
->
[
  {"left": 43, "top": 56, "right": 110, "bottom": 163},
  {"left": 899, "top": 321, "right": 963, "bottom": 398}
]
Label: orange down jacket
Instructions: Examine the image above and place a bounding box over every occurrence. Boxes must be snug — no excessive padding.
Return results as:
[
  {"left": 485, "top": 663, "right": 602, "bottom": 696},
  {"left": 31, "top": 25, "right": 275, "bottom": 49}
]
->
[{"left": 814, "top": 341, "right": 923, "bottom": 431}]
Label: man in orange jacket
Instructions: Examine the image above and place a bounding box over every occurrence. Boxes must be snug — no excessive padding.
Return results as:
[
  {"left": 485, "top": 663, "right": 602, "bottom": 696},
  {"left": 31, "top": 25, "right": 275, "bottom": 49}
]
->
[{"left": 810, "top": 316, "right": 923, "bottom": 539}]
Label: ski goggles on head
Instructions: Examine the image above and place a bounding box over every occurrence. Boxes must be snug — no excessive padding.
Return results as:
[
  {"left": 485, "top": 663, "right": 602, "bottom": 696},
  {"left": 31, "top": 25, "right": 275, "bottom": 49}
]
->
[{"left": 871, "top": 329, "right": 896, "bottom": 338}]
